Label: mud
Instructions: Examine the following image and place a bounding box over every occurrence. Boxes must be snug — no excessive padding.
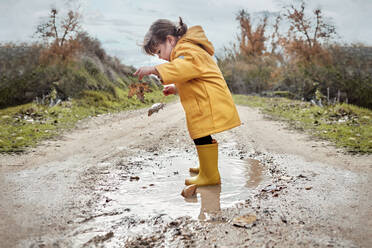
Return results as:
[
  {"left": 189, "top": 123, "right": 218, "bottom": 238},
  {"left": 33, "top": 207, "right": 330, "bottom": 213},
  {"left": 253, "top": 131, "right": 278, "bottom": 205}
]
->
[{"left": 0, "top": 102, "right": 371, "bottom": 247}]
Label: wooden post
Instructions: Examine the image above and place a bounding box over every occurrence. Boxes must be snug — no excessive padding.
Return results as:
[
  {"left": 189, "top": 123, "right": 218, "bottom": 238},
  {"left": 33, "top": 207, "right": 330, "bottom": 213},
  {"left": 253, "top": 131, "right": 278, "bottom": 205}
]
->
[{"left": 327, "top": 87, "right": 330, "bottom": 103}]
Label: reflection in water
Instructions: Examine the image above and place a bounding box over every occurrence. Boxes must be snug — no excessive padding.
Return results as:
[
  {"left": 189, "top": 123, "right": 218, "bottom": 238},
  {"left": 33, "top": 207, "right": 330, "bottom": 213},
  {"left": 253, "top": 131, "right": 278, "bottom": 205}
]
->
[
  {"left": 106, "top": 153, "right": 265, "bottom": 220},
  {"left": 184, "top": 185, "right": 222, "bottom": 220},
  {"left": 245, "top": 159, "right": 264, "bottom": 188},
  {"left": 183, "top": 170, "right": 222, "bottom": 220},
  {"left": 185, "top": 158, "right": 262, "bottom": 220},
  {"left": 198, "top": 185, "right": 221, "bottom": 220}
]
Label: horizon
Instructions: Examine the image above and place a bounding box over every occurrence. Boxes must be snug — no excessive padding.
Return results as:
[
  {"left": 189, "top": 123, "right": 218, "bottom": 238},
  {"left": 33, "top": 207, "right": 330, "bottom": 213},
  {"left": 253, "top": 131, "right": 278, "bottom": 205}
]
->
[{"left": 1, "top": 0, "right": 371, "bottom": 68}]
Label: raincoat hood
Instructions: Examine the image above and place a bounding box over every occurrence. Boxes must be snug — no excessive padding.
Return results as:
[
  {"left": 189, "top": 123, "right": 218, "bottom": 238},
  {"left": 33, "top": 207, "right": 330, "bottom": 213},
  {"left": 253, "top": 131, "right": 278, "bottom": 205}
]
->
[{"left": 174, "top": 25, "right": 215, "bottom": 56}]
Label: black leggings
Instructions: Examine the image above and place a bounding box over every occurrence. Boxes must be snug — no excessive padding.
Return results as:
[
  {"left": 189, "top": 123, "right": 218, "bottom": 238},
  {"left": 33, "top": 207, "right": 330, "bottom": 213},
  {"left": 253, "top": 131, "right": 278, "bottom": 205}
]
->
[{"left": 193, "top": 135, "right": 213, "bottom": 145}]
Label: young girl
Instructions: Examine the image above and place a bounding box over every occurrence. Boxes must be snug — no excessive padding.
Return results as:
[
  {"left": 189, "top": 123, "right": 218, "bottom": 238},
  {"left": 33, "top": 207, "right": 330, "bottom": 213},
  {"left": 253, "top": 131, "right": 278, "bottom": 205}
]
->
[{"left": 134, "top": 17, "right": 241, "bottom": 186}]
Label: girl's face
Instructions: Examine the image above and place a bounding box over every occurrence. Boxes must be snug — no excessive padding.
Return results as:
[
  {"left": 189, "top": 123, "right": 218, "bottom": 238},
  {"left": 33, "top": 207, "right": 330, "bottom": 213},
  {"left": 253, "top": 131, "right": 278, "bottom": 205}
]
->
[{"left": 155, "top": 35, "right": 177, "bottom": 61}]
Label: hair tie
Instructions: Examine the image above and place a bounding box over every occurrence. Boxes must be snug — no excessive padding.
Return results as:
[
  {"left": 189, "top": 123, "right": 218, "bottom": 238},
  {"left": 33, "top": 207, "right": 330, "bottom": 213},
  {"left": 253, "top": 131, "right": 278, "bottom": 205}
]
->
[
  {"left": 176, "top": 17, "right": 185, "bottom": 36},
  {"left": 176, "top": 26, "right": 181, "bottom": 35}
]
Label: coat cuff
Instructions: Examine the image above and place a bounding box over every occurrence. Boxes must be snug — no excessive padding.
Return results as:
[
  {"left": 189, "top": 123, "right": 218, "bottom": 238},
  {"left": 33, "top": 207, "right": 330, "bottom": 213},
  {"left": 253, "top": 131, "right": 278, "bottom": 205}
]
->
[{"left": 155, "top": 64, "right": 171, "bottom": 85}]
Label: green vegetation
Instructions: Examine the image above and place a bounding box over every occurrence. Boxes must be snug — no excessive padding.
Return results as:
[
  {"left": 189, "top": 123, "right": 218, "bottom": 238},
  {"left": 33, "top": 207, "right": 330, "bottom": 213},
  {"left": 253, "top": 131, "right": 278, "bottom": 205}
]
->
[
  {"left": 233, "top": 95, "right": 372, "bottom": 153},
  {"left": 0, "top": 43, "right": 142, "bottom": 108},
  {"left": 220, "top": 2, "right": 372, "bottom": 109},
  {"left": 0, "top": 38, "right": 169, "bottom": 153},
  {"left": 0, "top": 89, "right": 175, "bottom": 153},
  {"left": 0, "top": 8, "right": 175, "bottom": 153}
]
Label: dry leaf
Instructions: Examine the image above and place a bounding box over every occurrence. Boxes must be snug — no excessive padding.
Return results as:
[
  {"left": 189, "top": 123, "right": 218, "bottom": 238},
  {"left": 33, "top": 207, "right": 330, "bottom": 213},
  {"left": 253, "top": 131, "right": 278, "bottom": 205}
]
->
[
  {"left": 128, "top": 83, "right": 152, "bottom": 103},
  {"left": 130, "top": 176, "right": 140, "bottom": 181},
  {"left": 232, "top": 214, "right": 257, "bottom": 228}
]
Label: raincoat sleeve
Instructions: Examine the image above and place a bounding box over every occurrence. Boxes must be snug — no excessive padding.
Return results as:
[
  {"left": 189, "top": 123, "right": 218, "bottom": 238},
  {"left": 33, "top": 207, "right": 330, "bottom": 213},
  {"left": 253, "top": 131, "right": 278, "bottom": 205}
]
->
[{"left": 155, "top": 50, "right": 203, "bottom": 85}]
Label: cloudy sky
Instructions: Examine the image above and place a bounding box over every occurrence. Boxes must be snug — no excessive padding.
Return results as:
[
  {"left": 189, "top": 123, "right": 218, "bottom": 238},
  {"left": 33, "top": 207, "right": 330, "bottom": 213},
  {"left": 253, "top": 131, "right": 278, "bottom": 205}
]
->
[{"left": 1, "top": 0, "right": 371, "bottom": 67}]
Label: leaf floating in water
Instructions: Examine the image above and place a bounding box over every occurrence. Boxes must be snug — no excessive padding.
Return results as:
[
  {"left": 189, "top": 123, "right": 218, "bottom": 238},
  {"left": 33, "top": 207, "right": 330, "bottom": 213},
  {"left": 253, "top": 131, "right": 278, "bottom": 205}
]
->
[
  {"left": 148, "top": 103, "right": 165, "bottom": 116},
  {"left": 130, "top": 176, "right": 140, "bottom": 181}
]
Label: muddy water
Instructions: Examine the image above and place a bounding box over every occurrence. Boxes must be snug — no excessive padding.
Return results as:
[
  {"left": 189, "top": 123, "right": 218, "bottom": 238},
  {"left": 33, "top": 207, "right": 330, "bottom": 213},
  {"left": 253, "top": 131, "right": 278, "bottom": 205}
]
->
[{"left": 105, "top": 149, "right": 265, "bottom": 220}]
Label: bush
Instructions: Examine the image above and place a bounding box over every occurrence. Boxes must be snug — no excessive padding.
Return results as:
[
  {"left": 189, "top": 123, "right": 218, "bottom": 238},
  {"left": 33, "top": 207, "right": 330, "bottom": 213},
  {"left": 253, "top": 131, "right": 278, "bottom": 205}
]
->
[
  {"left": 221, "top": 44, "right": 372, "bottom": 109},
  {"left": 262, "top": 91, "right": 296, "bottom": 99},
  {"left": 220, "top": 3, "right": 372, "bottom": 110},
  {"left": 0, "top": 35, "right": 155, "bottom": 109},
  {"left": 219, "top": 54, "right": 278, "bottom": 94}
]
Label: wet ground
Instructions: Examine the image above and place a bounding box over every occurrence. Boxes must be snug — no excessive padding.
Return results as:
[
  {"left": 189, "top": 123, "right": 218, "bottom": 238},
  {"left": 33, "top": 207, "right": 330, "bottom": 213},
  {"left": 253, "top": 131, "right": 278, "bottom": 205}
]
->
[
  {"left": 0, "top": 102, "right": 371, "bottom": 247},
  {"left": 104, "top": 149, "right": 265, "bottom": 219}
]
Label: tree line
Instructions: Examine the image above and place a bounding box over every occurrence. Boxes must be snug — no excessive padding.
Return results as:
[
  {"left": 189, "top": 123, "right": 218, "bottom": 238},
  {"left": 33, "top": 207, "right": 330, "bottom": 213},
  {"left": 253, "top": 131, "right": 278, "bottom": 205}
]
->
[
  {"left": 219, "top": 1, "right": 372, "bottom": 109},
  {"left": 0, "top": 7, "right": 148, "bottom": 109}
]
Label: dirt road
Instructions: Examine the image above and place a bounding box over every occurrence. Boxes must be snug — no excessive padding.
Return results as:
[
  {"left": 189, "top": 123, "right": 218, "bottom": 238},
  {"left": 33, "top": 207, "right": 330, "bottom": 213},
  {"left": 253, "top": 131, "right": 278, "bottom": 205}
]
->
[{"left": 1, "top": 102, "right": 371, "bottom": 247}]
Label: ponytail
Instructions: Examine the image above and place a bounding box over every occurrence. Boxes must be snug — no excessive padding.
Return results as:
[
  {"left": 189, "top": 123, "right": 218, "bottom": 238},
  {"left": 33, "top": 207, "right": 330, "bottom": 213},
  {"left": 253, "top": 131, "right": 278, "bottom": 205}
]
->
[{"left": 175, "top": 17, "right": 187, "bottom": 37}]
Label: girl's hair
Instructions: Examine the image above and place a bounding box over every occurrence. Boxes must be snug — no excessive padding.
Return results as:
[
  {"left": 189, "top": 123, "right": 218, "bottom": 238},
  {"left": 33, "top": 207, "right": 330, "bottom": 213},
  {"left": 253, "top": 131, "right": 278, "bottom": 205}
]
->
[{"left": 142, "top": 17, "right": 187, "bottom": 56}]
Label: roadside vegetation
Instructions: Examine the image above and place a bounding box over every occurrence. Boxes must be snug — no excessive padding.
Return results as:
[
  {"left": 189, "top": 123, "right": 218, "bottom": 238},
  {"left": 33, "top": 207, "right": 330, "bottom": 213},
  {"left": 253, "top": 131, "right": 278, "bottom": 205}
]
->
[
  {"left": 0, "top": 90, "right": 174, "bottom": 153},
  {"left": 220, "top": 1, "right": 372, "bottom": 154},
  {"left": 219, "top": 1, "right": 372, "bottom": 109},
  {"left": 0, "top": 7, "right": 172, "bottom": 153},
  {"left": 233, "top": 94, "right": 372, "bottom": 153}
]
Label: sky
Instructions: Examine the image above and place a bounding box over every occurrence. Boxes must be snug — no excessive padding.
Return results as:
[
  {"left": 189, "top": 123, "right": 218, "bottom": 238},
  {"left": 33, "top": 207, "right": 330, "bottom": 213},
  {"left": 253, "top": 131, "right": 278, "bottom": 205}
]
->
[{"left": 1, "top": 0, "right": 371, "bottom": 67}]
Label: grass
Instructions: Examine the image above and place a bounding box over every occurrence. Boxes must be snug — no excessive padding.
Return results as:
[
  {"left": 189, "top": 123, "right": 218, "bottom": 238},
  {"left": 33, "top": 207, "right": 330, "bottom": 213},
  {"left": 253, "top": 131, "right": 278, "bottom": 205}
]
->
[
  {"left": 233, "top": 94, "right": 372, "bottom": 154},
  {"left": 0, "top": 88, "right": 176, "bottom": 153}
]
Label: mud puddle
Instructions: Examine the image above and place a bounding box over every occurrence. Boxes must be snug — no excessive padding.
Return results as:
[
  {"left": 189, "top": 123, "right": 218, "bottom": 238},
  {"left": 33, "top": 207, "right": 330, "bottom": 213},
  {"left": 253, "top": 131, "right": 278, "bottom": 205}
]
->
[
  {"left": 103, "top": 148, "right": 266, "bottom": 221},
  {"left": 57, "top": 146, "right": 269, "bottom": 247}
]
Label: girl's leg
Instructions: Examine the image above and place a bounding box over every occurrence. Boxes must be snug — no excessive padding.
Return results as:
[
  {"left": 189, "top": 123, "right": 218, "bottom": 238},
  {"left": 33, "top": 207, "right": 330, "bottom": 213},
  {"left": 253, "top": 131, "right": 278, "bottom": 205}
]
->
[
  {"left": 193, "top": 135, "right": 213, "bottom": 146},
  {"left": 189, "top": 135, "right": 213, "bottom": 173},
  {"left": 186, "top": 136, "right": 220, "bottom": 186}
]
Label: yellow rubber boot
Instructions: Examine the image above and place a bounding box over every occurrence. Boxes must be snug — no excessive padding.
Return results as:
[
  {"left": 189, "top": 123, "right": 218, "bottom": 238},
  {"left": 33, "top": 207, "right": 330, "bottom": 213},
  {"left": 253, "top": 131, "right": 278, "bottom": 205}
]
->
[
  {"left": 189, "top": 167, "right": 199, "bottom": 174},
  {"left": 189, "top": 139, "right": 217, "bottom": 174},
  {"left": 185, "top": 142, "right": 221, "bottom": 186}
]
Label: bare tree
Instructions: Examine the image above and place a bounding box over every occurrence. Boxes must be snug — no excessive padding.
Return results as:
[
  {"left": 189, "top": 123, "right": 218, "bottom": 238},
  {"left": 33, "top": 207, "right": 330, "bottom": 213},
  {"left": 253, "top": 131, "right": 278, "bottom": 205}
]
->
[
  {"left": 35, "top": 8, "right": 81, "bottom": 62},
  {"left": 280, "top": 1, "right": 336, "bottom": 63},
  {"left": 236, "top": 10, "right": 268, "bottom": 57},
  {"left": 36, "top": 8, "right": 81, "bottom": 46}
]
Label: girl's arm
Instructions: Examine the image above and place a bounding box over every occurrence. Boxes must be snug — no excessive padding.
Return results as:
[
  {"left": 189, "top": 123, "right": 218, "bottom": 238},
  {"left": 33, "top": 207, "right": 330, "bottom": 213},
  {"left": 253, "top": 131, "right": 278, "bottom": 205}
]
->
[
  {"left": 155, "top": 50, "right": 202, "bottom": 85},
  {"left": 133, "top": 66, "right": 177, "bottom": 96},
  {"left": 133, "top": 66, "right": 161, "bottom": 81}
]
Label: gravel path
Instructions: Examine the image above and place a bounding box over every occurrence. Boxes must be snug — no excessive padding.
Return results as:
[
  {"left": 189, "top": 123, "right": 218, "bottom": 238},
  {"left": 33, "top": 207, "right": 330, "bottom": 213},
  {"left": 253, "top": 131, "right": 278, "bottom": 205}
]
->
[{"left": 1, "top": 102, "right": 371, "bottom": 247}]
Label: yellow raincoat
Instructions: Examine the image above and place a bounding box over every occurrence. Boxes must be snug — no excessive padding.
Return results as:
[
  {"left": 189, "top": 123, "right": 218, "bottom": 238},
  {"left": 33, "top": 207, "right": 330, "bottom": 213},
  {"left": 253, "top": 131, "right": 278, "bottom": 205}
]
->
[{"left": 156, "top": 26, "right": 241, "bottom": 139}]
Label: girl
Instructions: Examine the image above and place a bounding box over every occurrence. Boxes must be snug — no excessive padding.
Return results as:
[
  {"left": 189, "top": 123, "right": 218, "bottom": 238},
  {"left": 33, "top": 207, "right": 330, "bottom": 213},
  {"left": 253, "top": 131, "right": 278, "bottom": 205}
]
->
[{"left": 134, "top": 17, "right": 241, "bottom": 186}]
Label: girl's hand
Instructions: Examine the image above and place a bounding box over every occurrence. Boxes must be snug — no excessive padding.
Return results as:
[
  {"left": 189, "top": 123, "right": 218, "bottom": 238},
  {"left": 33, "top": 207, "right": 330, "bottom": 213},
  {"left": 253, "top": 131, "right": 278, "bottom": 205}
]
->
[
  {"left": 133, "top": 66, "right": 159, "bottom": 81},
  {"left": 163, "top": 84, "right": 177, "bottom": 96}
]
